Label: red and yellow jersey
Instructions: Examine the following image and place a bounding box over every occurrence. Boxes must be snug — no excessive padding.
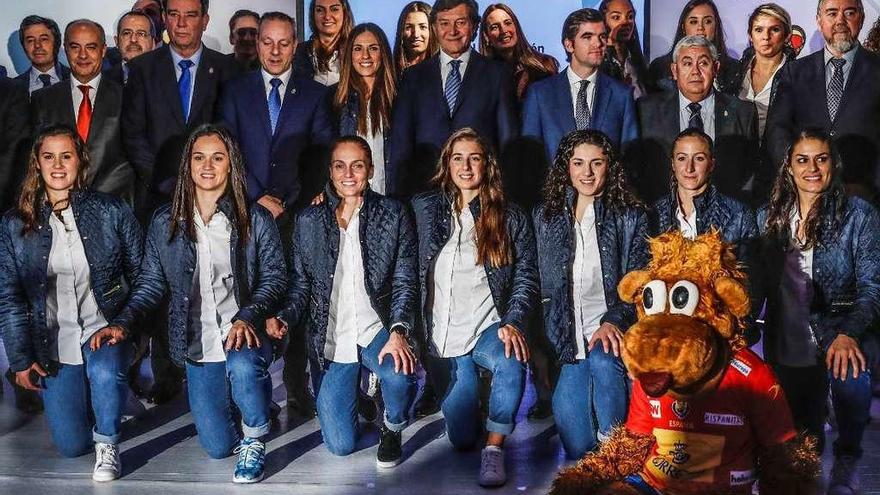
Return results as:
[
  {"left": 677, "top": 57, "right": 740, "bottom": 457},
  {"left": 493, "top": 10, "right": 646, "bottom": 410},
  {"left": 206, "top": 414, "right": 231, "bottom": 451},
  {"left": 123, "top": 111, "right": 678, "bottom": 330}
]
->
[{"left": 626, "top": 349, "right": 797, "bottom": 495}]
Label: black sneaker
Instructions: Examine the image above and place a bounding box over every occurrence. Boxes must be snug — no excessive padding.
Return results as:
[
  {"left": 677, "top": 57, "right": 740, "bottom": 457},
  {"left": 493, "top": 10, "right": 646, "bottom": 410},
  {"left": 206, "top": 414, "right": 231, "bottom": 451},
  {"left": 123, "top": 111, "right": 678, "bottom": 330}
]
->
[{"left": 377, "top": 426, "right": 402, "bottom": 468}]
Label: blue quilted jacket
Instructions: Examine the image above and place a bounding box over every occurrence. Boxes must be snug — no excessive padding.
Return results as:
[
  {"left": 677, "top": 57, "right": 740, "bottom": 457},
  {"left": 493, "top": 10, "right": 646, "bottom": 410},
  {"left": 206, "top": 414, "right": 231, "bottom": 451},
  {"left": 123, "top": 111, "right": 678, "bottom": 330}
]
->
[
  {"left": 279, "top": 186, "right": 418, "bottom": 369},
  {"left": 410, "top": 191, "right": 539, "bottom": 355},
  {"left": 112, "top": 196, "right": 287, "bottom": 367},
  {"left": 533, "top": 189, "right": 648, "bottom": 364},
  {"left": 757, "top": 195, "right": 880, "bottom": 362},
  {"left": 0, "top": 189, "right": 143, "bottom": 373}
]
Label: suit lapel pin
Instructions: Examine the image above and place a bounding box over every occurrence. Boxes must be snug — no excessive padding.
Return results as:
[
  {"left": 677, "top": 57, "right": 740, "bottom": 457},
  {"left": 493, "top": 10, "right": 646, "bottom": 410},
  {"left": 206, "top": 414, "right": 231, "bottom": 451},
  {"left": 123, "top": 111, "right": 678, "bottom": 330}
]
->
[
  {"left": 291, "top": 87, "right": 297, "bottom": 95},
  {"left": 723, "top": 110, "right": 729, "bottom": 117},
  {"left": 209, "top": 67, "right": 214, "bottom": 75}
]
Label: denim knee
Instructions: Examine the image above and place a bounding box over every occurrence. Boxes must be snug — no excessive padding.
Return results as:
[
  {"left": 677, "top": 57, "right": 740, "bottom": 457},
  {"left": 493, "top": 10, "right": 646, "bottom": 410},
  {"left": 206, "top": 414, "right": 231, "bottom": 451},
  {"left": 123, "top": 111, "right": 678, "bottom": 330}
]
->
[
  {"left": 202, "top": 440, "right": 235, "bottom": 459},
  {"left": 54, "top": 435, "right": 93, "bottom": 458},
  {"left": 588, "top": 347, "right": 625, "bottom": 378},
  {"left": 226, "top": 349, "right": 266, "bottom": 383},
  {"left": 323, "top": 433, "right": 357, "bottom": 457}
]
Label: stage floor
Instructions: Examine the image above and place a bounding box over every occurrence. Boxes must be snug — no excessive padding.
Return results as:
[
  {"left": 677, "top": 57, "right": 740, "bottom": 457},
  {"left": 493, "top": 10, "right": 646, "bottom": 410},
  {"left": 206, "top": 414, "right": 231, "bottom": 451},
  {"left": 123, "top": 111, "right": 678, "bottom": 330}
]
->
[{"left": 0, "top": 357, "right": 878, "bottom": 494}]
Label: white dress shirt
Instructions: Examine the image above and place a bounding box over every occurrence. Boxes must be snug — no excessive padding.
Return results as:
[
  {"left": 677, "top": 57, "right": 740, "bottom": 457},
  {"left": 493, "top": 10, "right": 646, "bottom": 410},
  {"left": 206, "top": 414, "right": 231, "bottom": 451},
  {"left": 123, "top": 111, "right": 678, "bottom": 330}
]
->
[
  {"left": 71, "top": 73, "right": 101, "bottom": 121},
  {"left": 188, "top": 209, "right": 239, "bottom": 363},
  {"left": 46, "top": 208, "right": 109, "bottom": 365},
  {"left": 567, "top": 66, "right": 599, "bottom": 123},
  {"left": 261, "top": 67, "right": 292, "bottom": 104},
  {"left": 678, "top": 90, "right": 716, "bottom": 139},
  {"left": 326, "top": 208, "right": 384, "bottom": 363},
  {"left": 313, "top": 50, "right": 341, "bottom": 86},
  {"left": 676, "top": 205, "right": 698, "bottom": 240},
  {"left": 170, "top": 44, "right": 203, "bottom": 118},
  {"left": 739, "top": 55, "right": 786, "bottom": 137},
  {"left": 572, "top": 203, "right": 608, "bottom": 360},
  {"left": 430, "top": 207, "right": 500, "bottom": 358},
  {"left": 776, "top": 212, "right": 819, "bottom": 367},
  {"left": 439, "top": 49, "right": 472, "bottom": 92},
  {"left": 363, "top": 109, "right": 386, "bottom": 194},
  {"left": 27, "top": 65, "right": 61, "bottom": 95}
]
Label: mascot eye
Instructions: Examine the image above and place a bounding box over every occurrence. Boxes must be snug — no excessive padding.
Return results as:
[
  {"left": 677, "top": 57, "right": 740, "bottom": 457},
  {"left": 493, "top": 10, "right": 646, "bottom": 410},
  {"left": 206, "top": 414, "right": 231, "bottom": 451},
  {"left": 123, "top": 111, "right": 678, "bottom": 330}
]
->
[
  {"left": 642, "top": 280, "right": 667, "bottom": 315},
  {"left": 669, "top": 280, "right": 700, "bottom": 316}
]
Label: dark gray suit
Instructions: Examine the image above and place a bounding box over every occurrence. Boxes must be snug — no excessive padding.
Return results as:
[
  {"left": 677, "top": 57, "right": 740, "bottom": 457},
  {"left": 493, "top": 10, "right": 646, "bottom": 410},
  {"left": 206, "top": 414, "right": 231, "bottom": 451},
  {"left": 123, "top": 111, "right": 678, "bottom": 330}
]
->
[
  {"left": 0, "top": 78, "right": 30, "bottom": 211},
  {"left": 627, "top": 90, "right": 759, "bottom": 205},
  {"left": 31, "top": 78, "right": 134, "bottom": 202}
]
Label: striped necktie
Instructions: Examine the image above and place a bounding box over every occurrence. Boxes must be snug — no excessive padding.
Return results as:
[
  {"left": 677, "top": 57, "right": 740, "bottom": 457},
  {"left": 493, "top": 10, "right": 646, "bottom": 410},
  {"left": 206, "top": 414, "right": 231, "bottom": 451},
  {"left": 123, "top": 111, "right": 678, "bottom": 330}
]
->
[{"left": 445, "top": 59, "right": 462, "bottom": 116}]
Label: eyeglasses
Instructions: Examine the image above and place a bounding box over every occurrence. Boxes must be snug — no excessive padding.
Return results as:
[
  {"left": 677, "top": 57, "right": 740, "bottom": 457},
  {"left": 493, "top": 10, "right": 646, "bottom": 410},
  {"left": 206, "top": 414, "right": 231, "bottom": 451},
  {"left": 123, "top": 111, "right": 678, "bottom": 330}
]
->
[
  {"left": 120, "top": 29, "right": 151, "bottom": 40},
  {"left": 234, "top": 27, "right": 258, "bottom": 38}
]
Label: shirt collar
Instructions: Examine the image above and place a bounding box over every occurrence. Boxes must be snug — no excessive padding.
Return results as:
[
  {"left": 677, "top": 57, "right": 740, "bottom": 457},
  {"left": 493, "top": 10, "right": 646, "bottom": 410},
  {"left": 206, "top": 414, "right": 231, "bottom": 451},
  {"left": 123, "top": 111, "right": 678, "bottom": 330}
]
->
[
  {"left": 567, "top": 66, "right": 598, "bottom": 87},
  {"left": 170, "top": 44, "right": 204, "bottom": 68},
  {"left": 440, "top": 48, "right": 471, "bottom": 67},
  {"left": 30, "top": 65, "right": 59, "bottom": 82},
  {"left": 261, "top": 67, "right": 292, "bottom": 89},
  {"left": 679, "top": 89, "right": 714, "bottom": 112},
  {"left": 824, "top": 44, "right": 858, "bottom": 67},
  {"left": 70, "top": 72, "right": 102, "bottom": 92}
]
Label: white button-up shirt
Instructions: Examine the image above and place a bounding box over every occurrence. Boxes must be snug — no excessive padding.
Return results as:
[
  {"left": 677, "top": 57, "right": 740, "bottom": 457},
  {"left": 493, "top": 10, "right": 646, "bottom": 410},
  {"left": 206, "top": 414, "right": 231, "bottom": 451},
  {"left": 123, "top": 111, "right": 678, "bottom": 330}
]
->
[
  {"left": 776, "top": 212, "right": 819, "bottom": 367},
  {"left": 572, "top": 204, "right": 608, "bottom": 360},
  {"left": 676, "top": 205, "right": 698, "bottom": 240},
  {"left": 261, "top": 67, "right": 292, "bottom": 104},
  {"left": 312, "top": 50, "right": 341, "bottom": 86},
  {"left": 363, "top": 109, "right": 386, "bottom": 194},
  {"left": 678, "top": 90, "right": 716, "bottom": 139},
  {"left": 188, "top": 209, "right": 239, "bottom": 363},
  {"left": 739, "top": 55, "right": 786, "bottom": 137},
  {"left": 71, "top": 73, "right": 101, "bottom": 121},
  {"left": 27, "top": 65, "right": 61, "bottom": 95},
  {"left": 430, "top": 207, "right": 500, "bottom": 358},
  {"left": 46, "top": 208, "right": 109, "bottom": 365},
  {"left": 326, "top": 208, "right": 384, "bottom": 363},
  {"left": 440, "top": 48, "right": 471, "bottom": 92},
  {"left": 567, "top": 66, "right": 599, "bottom": 123}
]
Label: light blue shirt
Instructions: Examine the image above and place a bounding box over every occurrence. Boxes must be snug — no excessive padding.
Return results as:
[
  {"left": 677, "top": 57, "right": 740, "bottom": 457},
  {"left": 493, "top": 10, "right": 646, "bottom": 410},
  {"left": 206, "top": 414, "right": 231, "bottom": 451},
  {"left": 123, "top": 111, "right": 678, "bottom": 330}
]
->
[
  {"left": 678, "top": 90, "right": 716, "bottom": 139},
  {"left": 27, "top": 65, "right": 60, "bottom": 95},
  {"left": 169, "top": 44, "right": 203, "bottom": 118},
  {"left": 824, "top": 45, "right": 857, "bottom": 90}
]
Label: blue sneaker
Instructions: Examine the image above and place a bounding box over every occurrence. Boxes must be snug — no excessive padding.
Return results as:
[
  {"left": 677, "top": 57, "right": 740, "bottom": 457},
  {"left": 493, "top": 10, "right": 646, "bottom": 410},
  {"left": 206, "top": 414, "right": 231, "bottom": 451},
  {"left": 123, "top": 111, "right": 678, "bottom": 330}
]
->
[{"left": 232, "top": 438, "right": 266, "bottom": 484}]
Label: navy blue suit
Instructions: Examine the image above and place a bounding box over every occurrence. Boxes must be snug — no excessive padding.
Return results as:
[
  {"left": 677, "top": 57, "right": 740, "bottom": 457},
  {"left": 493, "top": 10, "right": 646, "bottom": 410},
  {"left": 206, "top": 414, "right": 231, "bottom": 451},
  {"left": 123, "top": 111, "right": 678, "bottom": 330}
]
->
[
  {"left": 220, "top": 70, "right": 335, "bottom": 206},
  {"left": 522, "top": 70, "right": 638, "bottom": 164},
  {"left": 13, "top": 63, "right": 70, "bottom": 96},
  {"left": 389, "top": 51, "right": 519, "bottom": 196},
  {"left": 766, "top": 46, "right": 880, "bottom": 200}
]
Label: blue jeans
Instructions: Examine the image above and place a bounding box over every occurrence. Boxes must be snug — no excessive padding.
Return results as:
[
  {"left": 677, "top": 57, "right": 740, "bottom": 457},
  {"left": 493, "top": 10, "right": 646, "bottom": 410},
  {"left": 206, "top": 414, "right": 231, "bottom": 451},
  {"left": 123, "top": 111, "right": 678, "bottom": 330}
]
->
[
  {"left": 553, "top": 346, "right": 629, "bottom": 459},
  {"left": 41, "top": 341, "right": 132, "bottom": 457},
  {"left": 427, "top": 323, "right": 526, "bottom": 450},
  {"left": 185, "top": 343, "right": 273, "bottom": 459},
  {"left": 313, "top": 329, "right": 416, "bottom": 456},
  {"left": 775, "top": 364, "right": 872, "bottom": 458}
]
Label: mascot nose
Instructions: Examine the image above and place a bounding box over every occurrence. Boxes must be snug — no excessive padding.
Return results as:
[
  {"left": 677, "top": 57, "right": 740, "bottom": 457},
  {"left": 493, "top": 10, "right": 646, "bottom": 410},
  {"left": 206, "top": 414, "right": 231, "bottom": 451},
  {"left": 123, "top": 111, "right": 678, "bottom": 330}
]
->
[{"left": 640, "top": 371, "right": 673, "bottom": 397}]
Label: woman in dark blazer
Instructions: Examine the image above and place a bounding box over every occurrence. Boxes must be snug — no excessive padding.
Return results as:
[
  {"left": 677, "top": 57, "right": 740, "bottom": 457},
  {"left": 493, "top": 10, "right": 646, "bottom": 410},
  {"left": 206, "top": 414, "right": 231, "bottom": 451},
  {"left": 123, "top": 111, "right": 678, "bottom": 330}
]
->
[
  {"left": 411, "top": 127, "right": 538, "bottom": 488},
  {"left": 111, "top": 124, "right": 287, "bottom": 484},
  {"left": 293, "top": 0, "right": 355, "bottom": 85},
  {"left": 269, "top": 135, "right": 418, "bottom": 468},
  {"left": 757, "top": 129, "right": 880, "bottom": 493},
  {"left": 533, "top": 130, "right": 648, "bottom": 460},
  {"left": 0, "top": 125, "right": 142, "bottom": 481}
]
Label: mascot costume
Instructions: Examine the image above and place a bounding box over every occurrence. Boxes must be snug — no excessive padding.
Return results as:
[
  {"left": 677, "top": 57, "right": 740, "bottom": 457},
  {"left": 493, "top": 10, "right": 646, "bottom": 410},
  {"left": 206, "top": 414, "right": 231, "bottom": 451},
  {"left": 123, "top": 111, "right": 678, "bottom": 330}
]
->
[{"left": 552, "top": 231, "right": 819, "bottom": 494}]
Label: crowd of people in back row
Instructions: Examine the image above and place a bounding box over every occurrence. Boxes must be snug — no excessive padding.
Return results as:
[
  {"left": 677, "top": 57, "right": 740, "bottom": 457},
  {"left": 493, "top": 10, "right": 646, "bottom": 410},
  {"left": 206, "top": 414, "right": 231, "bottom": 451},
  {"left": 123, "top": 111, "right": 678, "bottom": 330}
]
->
[{"left": 0, "top": 0, "right": 879, "bottom": 493}]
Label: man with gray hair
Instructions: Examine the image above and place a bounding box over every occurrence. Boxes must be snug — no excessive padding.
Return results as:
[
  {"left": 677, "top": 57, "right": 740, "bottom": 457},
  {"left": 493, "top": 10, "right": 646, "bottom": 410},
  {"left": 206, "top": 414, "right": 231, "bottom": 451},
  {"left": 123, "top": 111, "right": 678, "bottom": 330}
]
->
[
  {"left": 767, "top": 0, "right": 880, "bottom": 206},
  {"left": 626, "top": 34, "right": 758, "bottom": 205}
]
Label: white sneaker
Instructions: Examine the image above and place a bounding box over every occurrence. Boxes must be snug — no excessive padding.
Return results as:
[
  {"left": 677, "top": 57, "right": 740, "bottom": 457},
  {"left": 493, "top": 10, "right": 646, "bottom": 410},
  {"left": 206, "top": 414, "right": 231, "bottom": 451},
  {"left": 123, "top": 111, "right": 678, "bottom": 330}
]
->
[
  {"left": 478, "top": 446, "right": 506, "bottom": 487},
  {"left": 93, "top": 443, "right": 121, "bottom": 482}
]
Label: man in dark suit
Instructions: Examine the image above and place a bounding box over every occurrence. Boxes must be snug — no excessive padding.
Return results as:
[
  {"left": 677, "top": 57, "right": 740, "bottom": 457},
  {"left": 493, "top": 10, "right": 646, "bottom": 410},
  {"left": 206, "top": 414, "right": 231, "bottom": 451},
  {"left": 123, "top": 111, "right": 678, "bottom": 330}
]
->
[
  {"left": 766, "top": 0, "right": 880, "bottom": 202},
  {"left": 106, "top": 10, "right": 157, "bottom": 85},
  {"left": 123, "top": 0, "right": 238, "bottom": 212},
  {"left": 221, "top": 12, "right": 334, "bottom": 417},
  {"left": 522, "top": 8, "right": 638, "bottom": 166},
  {"left": 388, "top": 0, "right": 518, "bottom": 196},
  {"left": 122, "top": 0, "right": 238, "bottom": 404},
  {"left": 32, "top": 20, "right": 133, "bottom": 202},
  {"left": 0, "top": 78, "right": 29, "bottom": 212},
  {"left": 629, "top": 35, "right": 758, "bottom": 205},
  {"left": 14, "top": 16, "right": 70, "bottom": 96}
]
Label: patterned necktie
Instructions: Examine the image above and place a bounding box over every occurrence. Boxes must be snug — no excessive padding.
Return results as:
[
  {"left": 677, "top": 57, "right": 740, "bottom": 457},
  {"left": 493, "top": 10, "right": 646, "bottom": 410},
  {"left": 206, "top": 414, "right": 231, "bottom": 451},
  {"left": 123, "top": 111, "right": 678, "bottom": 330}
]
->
[
  {"left": 38, "top": 74, "right": 52, "bottom": 88},
  {"left": 268, "top": 78, "right": 282, "bottom": 134},
  {"left": 445, "top": 59, "right": 462, "bottom": 116},
  {"left": 827, "top": 58, "right": 847, "bottom": 121},
  {"left": 687, "top": 102, "right": 704, "bottom": 131},
  {"left": 575, "top": 80, "right": 591, "bottom": 130},
  {"left": 76, "top": 85, "right": 92, "bottom": 142},
  {"left": 178, "top": 59, "right": 195, "bottom": 122}
]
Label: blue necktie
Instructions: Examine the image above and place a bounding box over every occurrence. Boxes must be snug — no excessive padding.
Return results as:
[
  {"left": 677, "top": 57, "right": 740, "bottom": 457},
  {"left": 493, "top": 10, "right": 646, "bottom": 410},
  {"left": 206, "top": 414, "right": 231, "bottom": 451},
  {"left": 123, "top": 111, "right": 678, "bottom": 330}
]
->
[
  {"left": 445, "top": 59, "right": 462, "bottom": 116},
  {"left": 178, "top": 59, "right": 194, "bottom": 122},
  {"left": 268, "top": 78, "right": 282, "bottom": 134}
]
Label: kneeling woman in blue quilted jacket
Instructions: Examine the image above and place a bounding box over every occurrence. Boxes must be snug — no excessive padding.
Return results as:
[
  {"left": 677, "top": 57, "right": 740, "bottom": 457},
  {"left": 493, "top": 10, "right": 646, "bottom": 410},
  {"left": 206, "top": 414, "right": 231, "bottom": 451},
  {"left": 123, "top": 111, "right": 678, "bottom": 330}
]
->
[
  {"left": 410, "top": 128, "right": 539, "bottom": 488},
  {"left": 268, "top": 135, "right": 419, "bottom": 468},
  {"left": 533, "top": 130, "right": 648, "bottom": 460},
  {"left": 111, "top": 125, "right": 287, "bottom": 484},
  {"left": 0, "top": 125, "right": 142, "bottom": 481}
]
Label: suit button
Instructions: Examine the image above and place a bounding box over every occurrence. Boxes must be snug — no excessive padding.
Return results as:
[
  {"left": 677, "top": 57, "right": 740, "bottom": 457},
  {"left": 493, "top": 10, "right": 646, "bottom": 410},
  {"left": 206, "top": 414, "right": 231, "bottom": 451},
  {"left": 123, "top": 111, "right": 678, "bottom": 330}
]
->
[{"left": 271, "top": 163, "right": 276, "bottom": 168}]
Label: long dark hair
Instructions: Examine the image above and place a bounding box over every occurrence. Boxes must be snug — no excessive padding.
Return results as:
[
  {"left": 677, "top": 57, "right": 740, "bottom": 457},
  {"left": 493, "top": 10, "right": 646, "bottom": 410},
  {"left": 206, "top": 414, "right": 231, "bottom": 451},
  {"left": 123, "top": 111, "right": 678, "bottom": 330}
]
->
[
  {"left": 542, "top": 130, "right": 643, "bottom": 220},
  {"left": 598, "top": 0, "right": 647, "bottom": 77},
  {"left": 669, "top": 0, "right": 728, "bottom": 61},
  {"left": 307, "top": 0, "right": 355, "bottom": 73},
  {"left": 169, "top": 125, "right": 250, "bottom": 243},
  {"left": 764, "top": 129, "right": 847, "bottom": 249},
  {"left": 393, "top": 1, "right": 438, "bottom": 72},
  {"left": 432, "top": 128, "right": 511, "bottom": 268},
  {"left": 334, "top": 23, "right": 397, "bottom": 136},
  {"left": 479, "top": 3, "right": 559, "bottom": 74},
  {"left": 17, "top": 125, "right": 90, "bottom": 235}
]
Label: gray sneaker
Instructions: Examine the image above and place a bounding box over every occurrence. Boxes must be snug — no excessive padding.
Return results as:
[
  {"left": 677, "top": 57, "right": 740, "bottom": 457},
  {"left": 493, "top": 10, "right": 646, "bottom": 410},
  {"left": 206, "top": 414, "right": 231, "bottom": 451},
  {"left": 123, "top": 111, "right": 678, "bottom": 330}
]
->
[
  {"left": 478, "top": 446, "right": 506, "bottom": 487},
  {"left": 92, "top": 443, "right": 121, "bottom": 482},
  {"left": 828, "top": 455, "right": 859, "bottom": 495}
]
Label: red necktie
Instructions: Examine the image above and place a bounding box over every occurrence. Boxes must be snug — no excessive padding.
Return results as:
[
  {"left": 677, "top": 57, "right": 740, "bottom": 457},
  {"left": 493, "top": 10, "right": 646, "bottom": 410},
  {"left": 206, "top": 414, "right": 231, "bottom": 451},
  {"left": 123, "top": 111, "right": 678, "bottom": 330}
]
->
[{"left": 77, "top": 85, "right": 92, "bottom": 142}]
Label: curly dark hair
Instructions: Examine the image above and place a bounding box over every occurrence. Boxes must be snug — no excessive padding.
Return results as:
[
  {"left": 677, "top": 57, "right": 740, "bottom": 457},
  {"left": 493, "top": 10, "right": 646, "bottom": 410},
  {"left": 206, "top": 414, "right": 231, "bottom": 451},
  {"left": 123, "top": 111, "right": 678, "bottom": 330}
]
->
[
  {"left": 763, "top": 129, "right": 846, "bottom": 249},
  {"left": 541, "top": 129, "right": 643, "bottom": 220}
]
